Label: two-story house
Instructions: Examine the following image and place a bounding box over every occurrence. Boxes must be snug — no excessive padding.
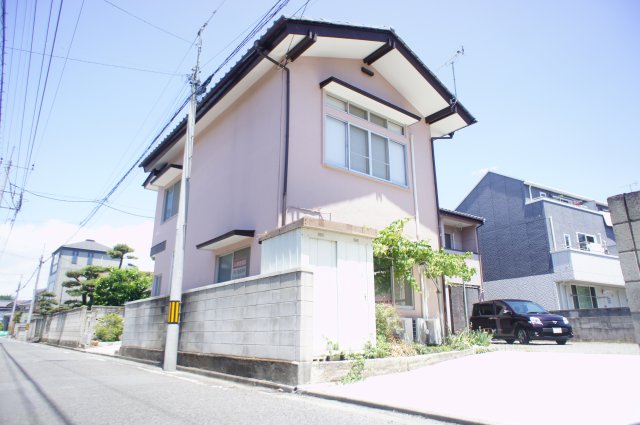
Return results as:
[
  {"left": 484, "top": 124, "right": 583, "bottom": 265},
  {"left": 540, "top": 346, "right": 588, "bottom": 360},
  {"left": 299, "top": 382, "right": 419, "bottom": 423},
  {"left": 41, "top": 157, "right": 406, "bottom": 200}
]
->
[
  {"left": 457, "top": 172, "right": 626, "bottom": 311},
  {"left": 141, "top": 17, "right": 476, "bottom": 335},
  {"left": 46, "top": 239, "right": 120, "bottom": 305}
]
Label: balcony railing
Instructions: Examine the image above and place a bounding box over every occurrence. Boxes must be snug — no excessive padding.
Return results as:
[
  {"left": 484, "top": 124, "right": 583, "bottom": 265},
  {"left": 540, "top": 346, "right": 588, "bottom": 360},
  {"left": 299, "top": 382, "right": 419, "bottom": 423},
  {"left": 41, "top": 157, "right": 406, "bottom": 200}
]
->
[
  {"left": 551, "top": 249, "right": 624, "bottom": 286},
  {"left": 444, "top": 249, "right": 482, "bottom": 286}
]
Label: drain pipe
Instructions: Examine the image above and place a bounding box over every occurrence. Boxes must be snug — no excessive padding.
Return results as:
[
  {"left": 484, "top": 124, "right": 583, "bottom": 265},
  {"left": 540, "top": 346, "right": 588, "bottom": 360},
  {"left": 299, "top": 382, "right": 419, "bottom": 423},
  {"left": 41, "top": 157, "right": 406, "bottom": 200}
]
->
[
  {"left": 256, "top": 45, "right": 290, "bottom": 227},
  {"left": 431, "top": 133, "right": 454, "bottom": 339}
]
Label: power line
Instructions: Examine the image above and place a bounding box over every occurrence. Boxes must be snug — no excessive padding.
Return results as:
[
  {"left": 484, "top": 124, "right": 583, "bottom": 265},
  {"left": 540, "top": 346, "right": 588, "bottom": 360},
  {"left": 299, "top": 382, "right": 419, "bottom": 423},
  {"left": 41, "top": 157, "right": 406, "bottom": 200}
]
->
[
  {"left": 7, "top": 46, "right": 182, "bottom": 76},
  {"left": 23, "top": 0, "right": 64, "bottom": 192},
  {"left": 16, "top": 186, "right": 153, "bottom": 217},
  {"left": 102, "top": 0, "right": 191, "bottom": 44}
]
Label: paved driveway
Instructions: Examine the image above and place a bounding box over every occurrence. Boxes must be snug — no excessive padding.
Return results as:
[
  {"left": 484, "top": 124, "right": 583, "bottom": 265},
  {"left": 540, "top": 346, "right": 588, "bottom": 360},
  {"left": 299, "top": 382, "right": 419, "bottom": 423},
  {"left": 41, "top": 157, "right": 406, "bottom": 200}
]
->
[{"left": 301, "top": 342, "right": 640, "bottom": 425}]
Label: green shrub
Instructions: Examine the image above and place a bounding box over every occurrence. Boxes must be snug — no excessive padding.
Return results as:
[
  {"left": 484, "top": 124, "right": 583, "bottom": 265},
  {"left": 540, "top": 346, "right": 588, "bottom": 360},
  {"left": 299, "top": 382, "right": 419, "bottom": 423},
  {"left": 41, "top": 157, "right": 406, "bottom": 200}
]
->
[
  {"left": 445, "top": 329, "right": 492, "bottom": 350},
  {"left": 94, "top": 313, "right": 124, "bottom": 342},
  {"left": 375, "top": 303, "right": 402, "bottom": 341}
]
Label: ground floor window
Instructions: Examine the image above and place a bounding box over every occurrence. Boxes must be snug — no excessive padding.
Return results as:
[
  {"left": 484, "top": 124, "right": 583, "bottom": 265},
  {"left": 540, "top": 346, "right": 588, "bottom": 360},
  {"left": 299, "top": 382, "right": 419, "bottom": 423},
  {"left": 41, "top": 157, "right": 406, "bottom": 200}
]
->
[
  {"left": 374, "top": 264, "right": 414, "bottom": 307},
  {"left": 571, "top": 284, "right": 598, "bottom": 309},
  {"left": 151, "top": 275, "right": 162, "bottom": 297},
  {"left": 216, "top": 247, "right": 250, "bottom": 283}
]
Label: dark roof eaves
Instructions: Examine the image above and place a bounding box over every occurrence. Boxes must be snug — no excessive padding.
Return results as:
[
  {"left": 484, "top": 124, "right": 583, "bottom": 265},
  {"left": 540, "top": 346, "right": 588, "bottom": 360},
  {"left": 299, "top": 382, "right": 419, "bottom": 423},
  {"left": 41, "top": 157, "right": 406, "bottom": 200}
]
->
[
  {"left": 439, "top": 208, "right": 485, "bottom": 223},
  {"left": 140, "top": 17, "right": 476, "bottom": 170}
]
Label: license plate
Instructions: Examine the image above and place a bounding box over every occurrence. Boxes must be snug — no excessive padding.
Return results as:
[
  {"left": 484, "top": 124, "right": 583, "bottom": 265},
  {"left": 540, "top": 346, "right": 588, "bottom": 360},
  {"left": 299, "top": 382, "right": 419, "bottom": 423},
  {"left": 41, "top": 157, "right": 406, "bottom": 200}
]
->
[{"left": 553, "top": 327, "right": 562, "bottom": 334}]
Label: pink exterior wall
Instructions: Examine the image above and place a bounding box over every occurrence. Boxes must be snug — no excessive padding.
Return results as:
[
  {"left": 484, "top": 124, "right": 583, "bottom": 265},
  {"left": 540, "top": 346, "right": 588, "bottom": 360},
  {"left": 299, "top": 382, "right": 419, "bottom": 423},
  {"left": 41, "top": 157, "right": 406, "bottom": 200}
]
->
[
  {"left": 286, "top": 57, "right": 439, "bottom": 244},
  {"left": 151, "top": 70, "right": 285, "bottom": 292},
  {"left": 150, "top": 56, "right": 443, "bottom": 307}
]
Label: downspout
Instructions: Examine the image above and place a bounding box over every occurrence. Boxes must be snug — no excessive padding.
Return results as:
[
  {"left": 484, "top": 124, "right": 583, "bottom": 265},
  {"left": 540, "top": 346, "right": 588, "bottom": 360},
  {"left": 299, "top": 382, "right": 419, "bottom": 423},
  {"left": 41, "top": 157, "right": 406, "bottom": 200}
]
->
[
  {"left": 256, "top": 46, "right": 290, "bottom": 227},
  {"left": 431, "top": 133, "right": 454, "bottom": 340}
]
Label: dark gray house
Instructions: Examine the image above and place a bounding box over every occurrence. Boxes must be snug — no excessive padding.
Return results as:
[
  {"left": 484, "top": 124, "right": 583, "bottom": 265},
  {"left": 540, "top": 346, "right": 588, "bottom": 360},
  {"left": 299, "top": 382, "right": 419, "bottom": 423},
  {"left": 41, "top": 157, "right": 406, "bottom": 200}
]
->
[{"left": 456, "top": 172, "right": 626, "bottom": 310}]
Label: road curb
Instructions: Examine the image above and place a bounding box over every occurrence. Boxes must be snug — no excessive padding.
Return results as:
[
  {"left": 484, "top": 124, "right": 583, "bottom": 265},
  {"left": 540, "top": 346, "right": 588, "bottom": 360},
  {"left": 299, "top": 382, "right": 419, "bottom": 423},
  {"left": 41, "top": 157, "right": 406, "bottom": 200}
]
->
[{"left": 294, "top": 388, "right": 490, "bottom": 425}]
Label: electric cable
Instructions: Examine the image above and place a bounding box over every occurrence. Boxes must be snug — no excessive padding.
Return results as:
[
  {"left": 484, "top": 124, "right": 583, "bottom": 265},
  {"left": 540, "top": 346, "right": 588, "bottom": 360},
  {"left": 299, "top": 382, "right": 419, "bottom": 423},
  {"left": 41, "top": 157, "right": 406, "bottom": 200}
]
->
[
  {"left": 102, "top": 0, "right": 191, "bottom": 44},
  {"left": 7, "top": 46, "right": 182, "bottom": 76}
]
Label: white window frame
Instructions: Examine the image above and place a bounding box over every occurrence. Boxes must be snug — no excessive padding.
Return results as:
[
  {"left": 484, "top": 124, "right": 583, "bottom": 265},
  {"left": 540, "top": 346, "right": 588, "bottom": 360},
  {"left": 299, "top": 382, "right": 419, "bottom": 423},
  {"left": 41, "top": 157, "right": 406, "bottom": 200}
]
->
[
  {"left": 563, "top": 234, "right": 571, "bottom": 249},
  {"left": 324, "top": 95, "right": 408, "bottom": 187},
  {"left": 539, "top": 191, "right": 547, "bottom": 198},
  {"left": 71, "top": 250, "right": 79, "bottom": 264},
  {"left": 576, "top": 232, "right": 596, "bottom": 251}
]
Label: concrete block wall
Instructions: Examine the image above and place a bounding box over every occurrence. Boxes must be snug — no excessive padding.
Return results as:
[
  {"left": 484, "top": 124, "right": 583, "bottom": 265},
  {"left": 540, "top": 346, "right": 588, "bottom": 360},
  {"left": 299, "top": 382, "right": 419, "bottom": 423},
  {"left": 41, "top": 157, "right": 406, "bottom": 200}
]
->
[
  {"left": 43, "top": 307, "right": 86, "bottom": 347},
  {"left": 608, "top": 192, "right": 640, "bottom": 345},
  {"left": 121, "top": 269, "right": 315, "bottom": 362},
  {"left": 121, "top": 296, "right": 167, "bottom": 351},
  {"left": 40, "top": 306, "right": 124, "bottom": 348},
  {"left": 552, "top": 308, "right": 634, "bottom": 342}
]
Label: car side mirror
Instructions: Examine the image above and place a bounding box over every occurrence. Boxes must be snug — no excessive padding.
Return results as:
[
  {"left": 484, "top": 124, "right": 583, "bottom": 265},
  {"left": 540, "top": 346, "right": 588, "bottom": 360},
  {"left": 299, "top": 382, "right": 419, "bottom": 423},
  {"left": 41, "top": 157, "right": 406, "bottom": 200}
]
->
[{"left": 502, "top": 309, "right": 511, "bottom": 315}]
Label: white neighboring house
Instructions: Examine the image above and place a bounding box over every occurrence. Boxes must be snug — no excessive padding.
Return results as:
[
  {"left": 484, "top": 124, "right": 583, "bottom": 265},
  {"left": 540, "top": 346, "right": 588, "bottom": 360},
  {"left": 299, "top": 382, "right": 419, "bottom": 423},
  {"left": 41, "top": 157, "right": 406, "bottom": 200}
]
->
[{"left": 46, "top": 239, "right": 121, "bottom": 305}]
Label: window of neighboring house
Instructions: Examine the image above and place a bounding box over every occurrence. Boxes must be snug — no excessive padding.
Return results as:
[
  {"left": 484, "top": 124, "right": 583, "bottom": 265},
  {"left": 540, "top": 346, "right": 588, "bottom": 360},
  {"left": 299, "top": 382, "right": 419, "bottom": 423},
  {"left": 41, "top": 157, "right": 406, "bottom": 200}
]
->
[
  {"left": 216, "top": 247, "right": 250, "bottom": 283},
  {"left": 563, "top": 234, "right": 571, "bottom": 249},
  {"left": 325, "top": 97, "right": 407, "bottom": 186},
  {"left": 374, "top": 265, "right": 414, "bottom": 308},
  {"left": 50, "top": 253, "right": 59, "bottom": 275},
  {"left": 539, "top": 191, "right": 547, "bottom": 198},
  {"left": 71, "top": 250, "right": 79, "bottom": 264},
  {"left": 571, "top": 285, "right": 598, "bottom": 309},
  {"left": 87, "top": 252, "right": 94, "bottom": 265},
  {"left": 151, "top": 275, "right": 162, "bottom": 297},
  {"left": 163, "top": 181, "right": 181, "bottom": 221},
  {"left": 577, "top": 232, "right": 596, "bottom": 251},
  {"left": 444, "top": 233, "right": 454, "bottom": 250}
]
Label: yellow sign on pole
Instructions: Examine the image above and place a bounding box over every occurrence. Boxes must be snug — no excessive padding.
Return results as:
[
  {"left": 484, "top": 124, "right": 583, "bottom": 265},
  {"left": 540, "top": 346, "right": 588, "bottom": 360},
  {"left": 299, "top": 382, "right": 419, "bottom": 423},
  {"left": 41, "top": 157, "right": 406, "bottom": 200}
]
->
[{"left": 167, "top": 301, "right": 180, "bottom": 324}]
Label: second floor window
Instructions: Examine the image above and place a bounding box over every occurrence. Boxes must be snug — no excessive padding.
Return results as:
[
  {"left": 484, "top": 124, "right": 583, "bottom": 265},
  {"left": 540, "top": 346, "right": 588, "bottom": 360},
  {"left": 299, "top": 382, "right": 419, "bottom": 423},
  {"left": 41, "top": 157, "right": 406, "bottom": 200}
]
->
[
  {"left": 444, "top": 233, "right": 454, "bottom": 250},
  {"left": 71, "top": 250, "right": 79, "bottom": 264},
  {"left": 324, "top": 96, "right": 407, "bottom": 187},
  {"left": 577, "top": 232, "right": 596, "bottom": 251},
  {"left": 163, "top": 181, "right": 181, "bottom": 221},
  {"left": 87, "top": 252, "right": 94, "bottom": 265}
]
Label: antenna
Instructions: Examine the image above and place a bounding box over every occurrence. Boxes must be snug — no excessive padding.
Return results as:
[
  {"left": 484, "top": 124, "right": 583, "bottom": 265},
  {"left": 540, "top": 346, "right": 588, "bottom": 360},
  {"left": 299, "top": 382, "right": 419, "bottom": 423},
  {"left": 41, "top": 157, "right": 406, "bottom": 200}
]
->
[{"left": 438, "top": 46, "right": 465, "bottom": 103}]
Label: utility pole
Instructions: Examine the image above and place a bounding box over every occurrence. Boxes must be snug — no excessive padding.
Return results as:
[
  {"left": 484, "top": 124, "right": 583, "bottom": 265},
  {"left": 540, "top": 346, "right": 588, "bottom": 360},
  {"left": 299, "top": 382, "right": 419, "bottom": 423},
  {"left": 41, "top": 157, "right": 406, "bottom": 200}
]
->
[
  {"left": 163, "top": 24, "right": 205, "bottom": 372},
  {"left": 8, "top": 275, "right": 23, "bottom": 335},
  {"left": 26, "top": 254, "right": 44, "bottom": 339}
]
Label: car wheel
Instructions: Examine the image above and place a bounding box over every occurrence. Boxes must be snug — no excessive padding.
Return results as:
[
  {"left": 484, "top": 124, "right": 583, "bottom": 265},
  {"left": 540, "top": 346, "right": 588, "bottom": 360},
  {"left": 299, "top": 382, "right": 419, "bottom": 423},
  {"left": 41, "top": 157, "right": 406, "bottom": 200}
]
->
[
  {"left": 556, "top": 339, "right": 568, "bottom": 345},
  {"left": 505, "top": 339, "right": 515, "bottom": 344},
  {"left": 516, "top": 328, "right": 530, "bottom": 344}
]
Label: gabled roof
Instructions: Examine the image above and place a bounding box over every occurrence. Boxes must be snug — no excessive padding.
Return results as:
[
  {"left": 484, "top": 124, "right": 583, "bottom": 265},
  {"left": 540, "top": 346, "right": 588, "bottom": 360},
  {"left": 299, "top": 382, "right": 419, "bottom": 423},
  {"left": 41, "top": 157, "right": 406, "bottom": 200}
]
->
[
  {"left": 141, "top": 16, "right": 476, "bottom": 172},
  {"left": 54, "top": 239, "right": 111, "bottom": 254}
]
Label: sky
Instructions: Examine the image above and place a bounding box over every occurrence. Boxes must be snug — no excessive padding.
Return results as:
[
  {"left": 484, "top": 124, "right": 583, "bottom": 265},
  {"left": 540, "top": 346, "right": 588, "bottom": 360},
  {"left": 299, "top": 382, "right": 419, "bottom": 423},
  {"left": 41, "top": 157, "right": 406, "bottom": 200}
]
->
[{"left": 0, "top": 0, "right": 638, "bottom": 298}]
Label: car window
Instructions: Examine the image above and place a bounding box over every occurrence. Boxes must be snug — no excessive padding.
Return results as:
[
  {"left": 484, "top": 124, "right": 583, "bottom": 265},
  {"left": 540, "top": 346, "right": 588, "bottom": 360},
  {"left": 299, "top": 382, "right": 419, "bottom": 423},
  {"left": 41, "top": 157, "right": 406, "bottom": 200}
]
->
[
  {"left": 495, "top": 303, "right": 504, "bottom": 315},
  {"left": 475, "top": 303, "right": 494, "bottom": 316},
  {"left": 505, "top": 300, "right": 548, "bottom": 314}
]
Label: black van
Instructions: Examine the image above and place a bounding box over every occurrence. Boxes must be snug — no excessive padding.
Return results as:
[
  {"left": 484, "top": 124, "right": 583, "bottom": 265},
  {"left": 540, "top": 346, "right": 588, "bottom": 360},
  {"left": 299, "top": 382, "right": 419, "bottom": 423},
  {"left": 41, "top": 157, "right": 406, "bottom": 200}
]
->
[{"left": 470, "top": 299, "right": 573, "bottom": 344}]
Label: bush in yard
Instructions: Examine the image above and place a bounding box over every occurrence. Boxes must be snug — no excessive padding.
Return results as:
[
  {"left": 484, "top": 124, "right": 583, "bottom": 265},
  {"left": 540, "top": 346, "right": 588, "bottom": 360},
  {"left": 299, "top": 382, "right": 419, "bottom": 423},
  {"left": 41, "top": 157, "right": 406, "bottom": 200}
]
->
[
  {"left": 375, "top": 303, "right": 403, "bottom": 341},
  {"left": 94, "top": 313, "right": 124, "bottom": 342}
]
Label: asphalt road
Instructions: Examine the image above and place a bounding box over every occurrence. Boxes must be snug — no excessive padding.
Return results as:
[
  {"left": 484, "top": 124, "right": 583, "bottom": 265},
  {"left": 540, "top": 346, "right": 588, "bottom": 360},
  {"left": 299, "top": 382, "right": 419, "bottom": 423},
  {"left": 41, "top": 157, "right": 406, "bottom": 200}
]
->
[{"left": 0, "top": 338, "right": 452, "bottom": 425}]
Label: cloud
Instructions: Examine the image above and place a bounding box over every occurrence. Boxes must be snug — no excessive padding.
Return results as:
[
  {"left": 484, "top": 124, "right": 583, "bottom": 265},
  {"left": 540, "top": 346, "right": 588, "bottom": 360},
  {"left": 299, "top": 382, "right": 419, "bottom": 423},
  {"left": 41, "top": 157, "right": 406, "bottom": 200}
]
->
[{"left": 0, "top": 219, "right": 154, "bottom": 297}]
